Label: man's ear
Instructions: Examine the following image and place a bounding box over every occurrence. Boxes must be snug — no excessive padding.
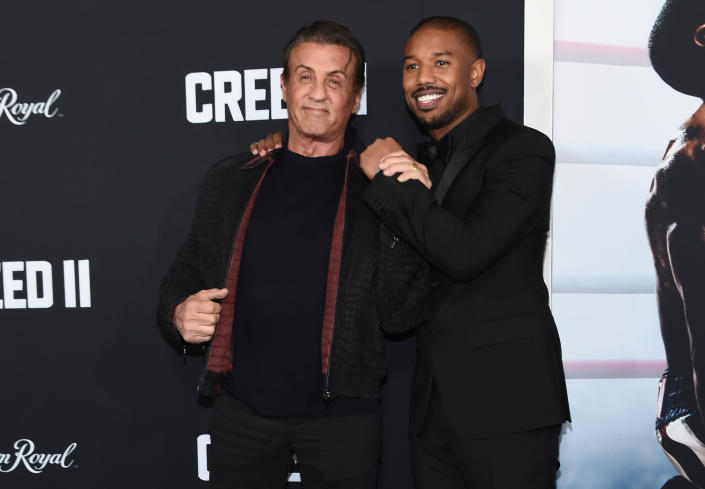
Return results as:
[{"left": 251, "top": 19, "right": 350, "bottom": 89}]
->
[
  {"left": 280, "top": 73, "right": 287, "bottom": 103},
  {"left": 352, "top": 88, "right": 362, "bottom": 114},
  {"left": 470, "top": 58, "right": 486, "bottom": 89},
  {"left": 696, "top": 23, "right": 705, "bottom": 47}
]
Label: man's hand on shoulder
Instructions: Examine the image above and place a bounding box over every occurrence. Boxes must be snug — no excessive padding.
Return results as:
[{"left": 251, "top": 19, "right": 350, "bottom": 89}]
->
[
  {"left": 173, "top": 288, "right": 229, "bottom": 343},
  {"left": 250, "top": 132, "right": 283, "bottom": 156}
]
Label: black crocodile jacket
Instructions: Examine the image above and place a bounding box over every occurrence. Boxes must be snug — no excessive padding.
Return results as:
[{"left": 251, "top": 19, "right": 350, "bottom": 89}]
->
[{"left": 157, "top": 131, "right": 429, "bottom": 400}]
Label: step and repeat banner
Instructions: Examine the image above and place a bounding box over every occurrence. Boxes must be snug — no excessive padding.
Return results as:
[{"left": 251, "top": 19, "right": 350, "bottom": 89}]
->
[
  {"left": 6, "top": 0, "right": 700, "bottom": 488},
  {"left": 0, "top": 1, "right": 525, "bottom": 488}
]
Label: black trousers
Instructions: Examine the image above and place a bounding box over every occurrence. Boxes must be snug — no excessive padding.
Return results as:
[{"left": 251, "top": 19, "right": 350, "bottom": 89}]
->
[
  {"left": 411, "top": 385, "right": 561, "bottom": 489},
  {"left": 208, "top": 394, "right": 381, "bottom": 489}
]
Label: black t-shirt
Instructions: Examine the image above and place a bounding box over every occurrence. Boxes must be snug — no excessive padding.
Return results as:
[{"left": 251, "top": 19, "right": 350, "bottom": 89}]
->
[{"left": 227, "top": 146, "right": 377, "bottom": 416}]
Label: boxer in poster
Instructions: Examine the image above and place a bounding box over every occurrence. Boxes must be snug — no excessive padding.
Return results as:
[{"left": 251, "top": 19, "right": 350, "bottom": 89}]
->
[{"left": 647, "top": 1, "right": 705, "bottom": 487}]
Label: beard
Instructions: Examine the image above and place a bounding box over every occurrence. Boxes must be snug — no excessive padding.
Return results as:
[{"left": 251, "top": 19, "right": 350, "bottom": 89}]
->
[{"left": 413, "top": 96, "right": 469, "bottom": 130}]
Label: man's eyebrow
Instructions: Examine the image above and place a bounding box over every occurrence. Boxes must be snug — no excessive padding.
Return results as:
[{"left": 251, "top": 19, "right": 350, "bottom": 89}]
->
[
  {"left": 403, "top": 51, "right": 453, "bottom": 61},
  {"left": 293, "top": 65, "right": 348, "bottom": 77}
]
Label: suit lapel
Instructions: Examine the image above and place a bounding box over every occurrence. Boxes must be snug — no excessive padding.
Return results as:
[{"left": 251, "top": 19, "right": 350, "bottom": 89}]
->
[
  {"left": 434, "top": 140, "right": 484, "bottom": 204},
  {"left": 432, "top": 105, "right": 505, "bottom": 205}
]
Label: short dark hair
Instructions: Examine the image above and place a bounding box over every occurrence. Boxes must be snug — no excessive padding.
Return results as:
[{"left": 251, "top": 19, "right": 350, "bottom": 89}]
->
[
  {"left": 282, "top": 20, "right": 366, "bottom": 92},
  {"left": 409, "top": 16, "right": 483, "bottom": 59},
  {"left": 649, "top": 0, "right": 705, "bottom": 99}
]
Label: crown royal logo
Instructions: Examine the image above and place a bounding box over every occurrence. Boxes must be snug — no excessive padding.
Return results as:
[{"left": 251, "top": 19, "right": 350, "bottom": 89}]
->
[
  {"left": 0, "top": 88, "right": 62, "bottom": 125},
  {"left": 0, "top": 439, "right": 77, "bottom": 474}
]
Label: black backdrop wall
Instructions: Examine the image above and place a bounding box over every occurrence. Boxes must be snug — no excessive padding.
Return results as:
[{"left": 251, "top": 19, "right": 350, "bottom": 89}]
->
[{"left": 0, "top": 1, "right": 524, "bottom": 487}]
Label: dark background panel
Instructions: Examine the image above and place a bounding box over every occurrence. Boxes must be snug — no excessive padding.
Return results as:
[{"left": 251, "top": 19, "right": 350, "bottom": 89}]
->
[{"left": 0, "top": 1, "right": 524, "bottom": 487}]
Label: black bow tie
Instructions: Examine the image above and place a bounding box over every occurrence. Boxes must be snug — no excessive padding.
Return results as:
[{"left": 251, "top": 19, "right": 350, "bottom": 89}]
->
[{"left": 418, "top": 137, "right": 451, "bottom": 165}]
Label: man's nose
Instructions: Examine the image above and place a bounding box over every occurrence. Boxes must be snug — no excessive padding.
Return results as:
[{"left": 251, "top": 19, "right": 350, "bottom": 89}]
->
[
  {"left": 309, "top": 79, "right": 328, "bottom": 101},
  {"left": 416, "top": 64, "right": 435, "bottom": 85}
]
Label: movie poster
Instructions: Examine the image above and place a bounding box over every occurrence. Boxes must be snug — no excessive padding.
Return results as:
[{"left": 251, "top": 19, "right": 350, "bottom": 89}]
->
[{"left": 551, "top": 1, "right": 704, "bottom": 487}]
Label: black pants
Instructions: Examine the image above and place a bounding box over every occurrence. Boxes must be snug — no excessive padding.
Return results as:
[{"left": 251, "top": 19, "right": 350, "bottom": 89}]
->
[
  {"left": 411, "top": 385, "right": 561, "bottom": 489},
  {"left": 209, "top": 394, "right": 381, "bottom": 489}
]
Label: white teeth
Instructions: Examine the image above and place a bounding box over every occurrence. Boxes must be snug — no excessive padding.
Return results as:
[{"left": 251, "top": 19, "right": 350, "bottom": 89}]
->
[{"left": 417, "top": 93, "right": 444, "bottom": 103}]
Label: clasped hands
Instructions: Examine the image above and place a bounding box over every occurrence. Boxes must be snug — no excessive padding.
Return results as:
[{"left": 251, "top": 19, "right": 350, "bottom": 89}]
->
[
  {"left": 250, "top": 133, "right": 431, "bottom": 189},
  {"left": 359, "top": 137, "right": 432, "bottom": 189}
]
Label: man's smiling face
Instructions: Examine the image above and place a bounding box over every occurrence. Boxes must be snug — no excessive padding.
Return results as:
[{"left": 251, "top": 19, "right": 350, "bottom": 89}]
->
[{"left": 402, "top": 26, "right": 485, "bottom": 140}]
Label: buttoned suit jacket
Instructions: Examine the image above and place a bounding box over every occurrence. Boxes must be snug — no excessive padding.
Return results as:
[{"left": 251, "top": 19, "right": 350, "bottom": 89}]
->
[{"left": 363, "top": 105, "right": 570, "bottom": 439}]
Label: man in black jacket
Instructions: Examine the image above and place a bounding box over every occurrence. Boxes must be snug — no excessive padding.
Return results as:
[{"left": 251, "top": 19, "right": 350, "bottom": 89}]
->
[
  {"left": 360, "top": 16, "right": 570, "bottom": 489},
  {"left": 157, "top": 20, "right": 426, "bottom": 489}
]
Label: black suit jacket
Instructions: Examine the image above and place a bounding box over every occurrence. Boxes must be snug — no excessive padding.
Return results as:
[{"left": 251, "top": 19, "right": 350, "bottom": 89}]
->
[{"left": 363, "top": 105, "right": 570, "bottom": 439}]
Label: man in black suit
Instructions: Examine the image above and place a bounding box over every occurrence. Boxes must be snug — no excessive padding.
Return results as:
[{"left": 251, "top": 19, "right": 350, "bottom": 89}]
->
[{"left": 360, "top": 16, "right": 570, "bottom": 489}]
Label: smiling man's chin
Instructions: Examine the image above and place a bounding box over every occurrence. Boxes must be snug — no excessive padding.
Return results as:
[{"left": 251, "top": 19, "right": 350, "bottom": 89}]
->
[{"left": 414, "top": 106, "right": 459, "bottom": 130}]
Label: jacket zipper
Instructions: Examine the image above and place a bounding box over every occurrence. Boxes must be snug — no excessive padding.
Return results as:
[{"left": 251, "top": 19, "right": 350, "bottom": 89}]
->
[
  {"left": 322, "top": 153, "right": 354, "bottom": 401},
  {"left": 322, "top": 220, "right": 346, "bottom": 400},
  {"left": 322, "top": 271, "right": 341, "bottom": 401}
]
